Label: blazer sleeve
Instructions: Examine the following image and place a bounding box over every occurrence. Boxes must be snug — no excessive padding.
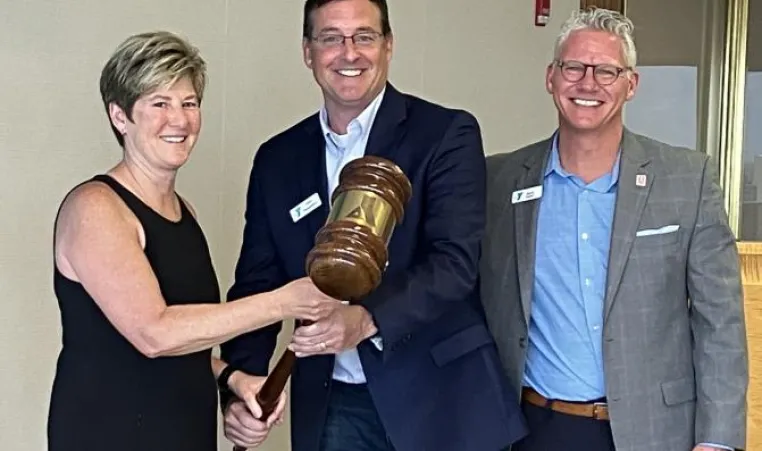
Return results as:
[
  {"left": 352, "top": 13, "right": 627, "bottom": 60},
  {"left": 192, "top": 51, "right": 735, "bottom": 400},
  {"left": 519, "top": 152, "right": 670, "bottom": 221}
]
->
[
  {"left": 221, "top": 147, "right": 287, "bottom": 378},
  {"left": 687, "top": 156, "right": 748, "bottom": 449},
  {"left": 360, "top": 111, "right": 486, "bottom": 356}
]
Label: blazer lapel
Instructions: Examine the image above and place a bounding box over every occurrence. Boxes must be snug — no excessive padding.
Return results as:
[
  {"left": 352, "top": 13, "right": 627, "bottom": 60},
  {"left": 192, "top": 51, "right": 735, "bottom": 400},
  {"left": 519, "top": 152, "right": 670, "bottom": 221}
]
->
[
  {"left": 297, "top": 84, "right": 406, "bottom": 245},
  {"left": 514, "top": 139, "right": 552, "bottom": 325},
  {"left": 603, "top": 129, "right": 653, "bottom": 323},
  {"left": 297, "top": 117, "right": 331, "bottom": 244},
  {"left": 364, "top": 84, "right": 408, "bottom": 161}
]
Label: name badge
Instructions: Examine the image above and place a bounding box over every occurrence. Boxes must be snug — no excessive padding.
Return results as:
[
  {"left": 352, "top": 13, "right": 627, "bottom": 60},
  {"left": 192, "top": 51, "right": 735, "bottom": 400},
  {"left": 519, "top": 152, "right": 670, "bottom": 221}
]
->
[
  {"left": 289, "top": 193, "right": 322, "bottom": 223},
  {"left": 512, "top": 185, "right": 543, "bottom": 204}
]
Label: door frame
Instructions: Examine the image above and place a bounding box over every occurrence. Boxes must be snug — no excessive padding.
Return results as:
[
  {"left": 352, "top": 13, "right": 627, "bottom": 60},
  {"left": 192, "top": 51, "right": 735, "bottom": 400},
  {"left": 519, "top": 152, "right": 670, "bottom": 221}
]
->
[{"left": 699, "top": 0, "right": 750, "bottom": 236}]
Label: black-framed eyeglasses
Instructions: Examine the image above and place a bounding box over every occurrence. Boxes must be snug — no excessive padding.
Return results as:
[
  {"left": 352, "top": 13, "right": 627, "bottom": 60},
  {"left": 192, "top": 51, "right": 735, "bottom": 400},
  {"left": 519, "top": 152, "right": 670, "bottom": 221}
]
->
[
  {"left": 555, "top": 60, "right": 630, "bottom": 86},
  {"left": 311, "top": 31, "right": 384, "bottom": 48}
]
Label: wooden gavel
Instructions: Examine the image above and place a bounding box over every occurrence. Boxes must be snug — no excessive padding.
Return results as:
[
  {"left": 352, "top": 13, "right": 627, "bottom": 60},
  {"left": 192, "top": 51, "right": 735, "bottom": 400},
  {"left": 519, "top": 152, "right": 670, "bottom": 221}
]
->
[{"left": 232, "top": 156, "right": 411, "bottom": 451}]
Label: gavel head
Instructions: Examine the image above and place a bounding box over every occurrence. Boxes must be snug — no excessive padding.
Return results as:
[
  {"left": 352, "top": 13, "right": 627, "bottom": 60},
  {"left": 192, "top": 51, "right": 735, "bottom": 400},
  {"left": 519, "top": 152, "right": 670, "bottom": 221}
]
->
[{"left": 305, "top": 156, "right": 412, "bottom": 302}]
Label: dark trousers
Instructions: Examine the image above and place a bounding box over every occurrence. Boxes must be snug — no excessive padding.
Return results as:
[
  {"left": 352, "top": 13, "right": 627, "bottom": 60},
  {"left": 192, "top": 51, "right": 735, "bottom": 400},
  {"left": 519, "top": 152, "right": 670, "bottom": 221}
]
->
[
  {"left": 512, "top": 401, "right": 615, "bottom": 451},
  {"left": 319, "top": 381, "right": 395, "bottom": 451}
]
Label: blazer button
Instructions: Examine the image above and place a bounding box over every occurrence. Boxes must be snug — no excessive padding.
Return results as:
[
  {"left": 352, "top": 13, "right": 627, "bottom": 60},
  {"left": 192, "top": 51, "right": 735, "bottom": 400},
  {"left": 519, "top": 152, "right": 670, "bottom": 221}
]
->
[
  {"left": 403, "top": 334, "right": 411, "bottom": 342},
  {"left": 519, "top": 337, "right": 527, "bottom": 348},
  {"left": 323, "top": 381, "right": 329, "bottom": 388}
]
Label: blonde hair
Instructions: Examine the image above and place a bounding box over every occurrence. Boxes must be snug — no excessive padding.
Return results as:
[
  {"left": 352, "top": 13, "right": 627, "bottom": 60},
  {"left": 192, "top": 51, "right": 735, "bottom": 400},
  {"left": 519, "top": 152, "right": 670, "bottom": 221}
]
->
[
  {"left": 554, "top": 8, "right": 637, "bottom": 68},
  {"left": 99, "top": 31, "right": 207, "bottom": 146}
]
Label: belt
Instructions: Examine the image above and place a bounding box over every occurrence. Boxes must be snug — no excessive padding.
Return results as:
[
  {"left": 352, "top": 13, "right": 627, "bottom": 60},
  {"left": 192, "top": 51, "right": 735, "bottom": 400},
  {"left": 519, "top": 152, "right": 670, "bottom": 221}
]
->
[{"left": 521, "top": 387, "right": 610, "bottom": 421}]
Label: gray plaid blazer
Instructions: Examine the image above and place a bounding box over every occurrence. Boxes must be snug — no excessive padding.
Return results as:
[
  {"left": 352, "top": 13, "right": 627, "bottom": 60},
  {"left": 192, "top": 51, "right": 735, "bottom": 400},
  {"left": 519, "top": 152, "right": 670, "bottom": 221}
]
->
[{"left": 480, "top": 129, "right": 748, "bottom": 450}]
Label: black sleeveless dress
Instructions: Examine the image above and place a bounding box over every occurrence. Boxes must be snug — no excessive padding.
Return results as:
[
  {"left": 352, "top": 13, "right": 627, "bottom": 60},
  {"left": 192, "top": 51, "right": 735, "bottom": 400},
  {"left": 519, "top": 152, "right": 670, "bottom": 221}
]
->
[{"left": 48, "top": 175, "right": 220, "bottom": 451}]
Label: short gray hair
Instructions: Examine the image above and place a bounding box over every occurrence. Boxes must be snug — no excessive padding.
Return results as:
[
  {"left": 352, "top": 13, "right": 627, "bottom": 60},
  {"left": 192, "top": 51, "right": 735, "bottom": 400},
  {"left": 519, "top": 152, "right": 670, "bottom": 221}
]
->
[
  {"left": 99, "top": 31, "right": 207, "bottom": 147},
  {"left": 553, "top": 8, "right": 637, "bottom": 68}
]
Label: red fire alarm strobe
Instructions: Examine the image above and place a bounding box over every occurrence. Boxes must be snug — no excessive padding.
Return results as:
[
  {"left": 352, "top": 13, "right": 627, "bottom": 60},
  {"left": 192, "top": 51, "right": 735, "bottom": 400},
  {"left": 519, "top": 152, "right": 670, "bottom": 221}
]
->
[{"left": 535, "top": 0, "right": 551, "bottom": 26}]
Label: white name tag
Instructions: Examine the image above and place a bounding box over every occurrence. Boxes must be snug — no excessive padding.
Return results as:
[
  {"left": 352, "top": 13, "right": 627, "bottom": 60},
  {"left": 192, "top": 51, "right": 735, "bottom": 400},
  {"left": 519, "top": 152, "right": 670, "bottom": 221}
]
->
[
  {"left": 512, "top": 185, "right": 543, "bottom": 204},
  {"left": 289, "top": 193, "right": 322, "bottom": 223}
]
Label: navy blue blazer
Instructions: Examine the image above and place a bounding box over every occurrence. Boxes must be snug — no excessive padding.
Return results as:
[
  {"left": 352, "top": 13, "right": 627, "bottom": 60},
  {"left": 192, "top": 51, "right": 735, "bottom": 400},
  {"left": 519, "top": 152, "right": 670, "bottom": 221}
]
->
[{"left": 222, "top": 84, "right": 526, "bottom": 451}]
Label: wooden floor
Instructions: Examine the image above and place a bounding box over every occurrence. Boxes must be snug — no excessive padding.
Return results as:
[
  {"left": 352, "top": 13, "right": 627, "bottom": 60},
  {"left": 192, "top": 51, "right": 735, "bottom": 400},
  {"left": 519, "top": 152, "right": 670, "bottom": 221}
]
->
[
  {"left": 738, "top": 242, "right": 762, "bottom": 450},
  {"left": 744, "top": 285, "right": 761, "bottom": 450}
]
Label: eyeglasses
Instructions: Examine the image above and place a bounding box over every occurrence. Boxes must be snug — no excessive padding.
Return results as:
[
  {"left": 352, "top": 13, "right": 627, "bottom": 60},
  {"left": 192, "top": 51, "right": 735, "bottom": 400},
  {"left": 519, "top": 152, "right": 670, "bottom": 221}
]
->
[
  {"left": 555, "top": 60, "right": 630, "bottom": 86},
  {"left": 311, "top": 31, "right": 384, "bottom": 48}
]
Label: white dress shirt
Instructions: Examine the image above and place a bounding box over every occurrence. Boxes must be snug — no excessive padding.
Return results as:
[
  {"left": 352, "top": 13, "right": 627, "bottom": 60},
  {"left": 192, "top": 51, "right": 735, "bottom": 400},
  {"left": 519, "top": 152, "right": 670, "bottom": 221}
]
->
[{"left": 318, "top": 87, "right": 386, "bottom": 384}]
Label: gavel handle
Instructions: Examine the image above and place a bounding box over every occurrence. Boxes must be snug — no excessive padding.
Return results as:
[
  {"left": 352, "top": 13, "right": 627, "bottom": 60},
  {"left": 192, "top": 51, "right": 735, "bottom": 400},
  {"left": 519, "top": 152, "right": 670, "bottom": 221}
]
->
[{"left": 232, "top": 319, "right": 313, "bottom": 451}]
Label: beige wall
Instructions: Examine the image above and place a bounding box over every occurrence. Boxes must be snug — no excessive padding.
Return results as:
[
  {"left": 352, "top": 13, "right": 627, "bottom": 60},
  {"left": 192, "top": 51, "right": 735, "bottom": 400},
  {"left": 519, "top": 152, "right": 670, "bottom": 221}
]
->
[
  {"left": 0, "top": 1, "right": 579, "bottom": 450},
  {"left": 751, "top": 0, "right": 762, "bottom": 72},
  {"left": 626, "top": 0, "right": 704, "bottom": 67},
  {"left": 627, "top": 0, "right": 762, "bottom": 71}
]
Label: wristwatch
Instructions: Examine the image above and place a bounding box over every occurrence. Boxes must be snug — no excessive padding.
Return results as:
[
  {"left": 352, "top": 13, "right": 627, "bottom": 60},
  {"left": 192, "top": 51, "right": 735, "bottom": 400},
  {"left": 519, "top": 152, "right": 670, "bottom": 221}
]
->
[{"left": 216, "top": 364, "right": 239, "bottom": 394}]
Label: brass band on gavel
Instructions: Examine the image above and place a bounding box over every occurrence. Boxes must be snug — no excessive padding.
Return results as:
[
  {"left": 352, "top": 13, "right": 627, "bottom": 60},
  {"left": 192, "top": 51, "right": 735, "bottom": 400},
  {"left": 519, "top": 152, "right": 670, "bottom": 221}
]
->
[
  {"left": 252, "top": 155, "right": 412, "bottom": 426},
  {"left": 307, "top": 156, "right": 412, "bottom": 302}
]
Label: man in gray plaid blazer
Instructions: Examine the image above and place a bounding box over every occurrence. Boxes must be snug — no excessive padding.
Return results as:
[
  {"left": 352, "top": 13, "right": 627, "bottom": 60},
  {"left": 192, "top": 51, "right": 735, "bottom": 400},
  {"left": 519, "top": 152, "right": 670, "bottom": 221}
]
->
[{"left": 480, "top": 8, "right": 748, "bottom": 451}]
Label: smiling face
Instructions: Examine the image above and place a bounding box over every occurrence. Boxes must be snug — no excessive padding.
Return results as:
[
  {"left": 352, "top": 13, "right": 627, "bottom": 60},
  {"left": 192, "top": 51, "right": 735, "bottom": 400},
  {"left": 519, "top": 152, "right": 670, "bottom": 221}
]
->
[
  {"left": 109, "top": 76, "right": 201, "bottom": 171},
  {"left": 547, "top": 29, "right": 639, "bottom": 133},
  {"left": 303, "top": 0, "right": 393, "bottom": 116}
]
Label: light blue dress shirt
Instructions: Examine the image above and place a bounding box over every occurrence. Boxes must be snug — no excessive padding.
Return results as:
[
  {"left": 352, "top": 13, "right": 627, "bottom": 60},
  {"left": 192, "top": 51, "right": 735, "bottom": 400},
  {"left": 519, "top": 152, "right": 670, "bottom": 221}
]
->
[
  {"left": 319, "top": 87, "right": 386, "bottom": 384},
  {"left": 523, "top": 135, "right": 619, "bottom": 401},
  {"left": 522, "top": 137, "right": 730, "bottom": 450}
]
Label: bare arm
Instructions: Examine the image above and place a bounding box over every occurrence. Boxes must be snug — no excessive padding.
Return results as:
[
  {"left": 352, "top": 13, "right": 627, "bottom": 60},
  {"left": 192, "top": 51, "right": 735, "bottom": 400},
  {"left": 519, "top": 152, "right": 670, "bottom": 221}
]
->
[{"left": 55, "top": 182, "right": 335, "bottom": 358}]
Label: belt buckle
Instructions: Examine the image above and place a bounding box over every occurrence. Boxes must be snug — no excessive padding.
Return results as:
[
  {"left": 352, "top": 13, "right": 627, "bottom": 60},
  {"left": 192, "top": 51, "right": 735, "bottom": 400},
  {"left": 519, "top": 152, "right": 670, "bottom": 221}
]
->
[{"left": 592, "top": 402, "right": 608, "bottom": 420}]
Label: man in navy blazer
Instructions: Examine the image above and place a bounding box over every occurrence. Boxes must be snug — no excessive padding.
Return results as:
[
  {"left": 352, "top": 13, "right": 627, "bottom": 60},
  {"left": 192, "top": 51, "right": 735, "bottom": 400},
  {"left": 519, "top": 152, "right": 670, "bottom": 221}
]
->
[{"left": 220, "top": 1, "right": 526, "bottom": 450}]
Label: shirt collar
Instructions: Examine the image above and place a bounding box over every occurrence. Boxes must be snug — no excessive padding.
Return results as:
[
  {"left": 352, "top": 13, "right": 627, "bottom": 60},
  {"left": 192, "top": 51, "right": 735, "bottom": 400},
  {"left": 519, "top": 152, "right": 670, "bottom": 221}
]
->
[
  {"left": 545, "top": 131, "right": 621, "bottom": 192},
  {"left": 319, "top": 86, "right": 386, "bottom": 149}
]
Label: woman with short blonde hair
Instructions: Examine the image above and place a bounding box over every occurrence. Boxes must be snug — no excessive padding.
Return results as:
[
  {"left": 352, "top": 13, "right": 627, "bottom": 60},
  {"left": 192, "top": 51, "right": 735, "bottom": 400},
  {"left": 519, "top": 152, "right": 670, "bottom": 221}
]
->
[{"left": 47, "top": 31, "right": 338, "bottom": 451}]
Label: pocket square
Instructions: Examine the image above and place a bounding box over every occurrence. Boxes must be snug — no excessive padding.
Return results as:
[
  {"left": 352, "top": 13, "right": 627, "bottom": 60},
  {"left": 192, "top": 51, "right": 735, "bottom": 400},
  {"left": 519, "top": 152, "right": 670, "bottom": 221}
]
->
[{"left": 636, "top": 224, "right": 679, "bottom": 237}]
